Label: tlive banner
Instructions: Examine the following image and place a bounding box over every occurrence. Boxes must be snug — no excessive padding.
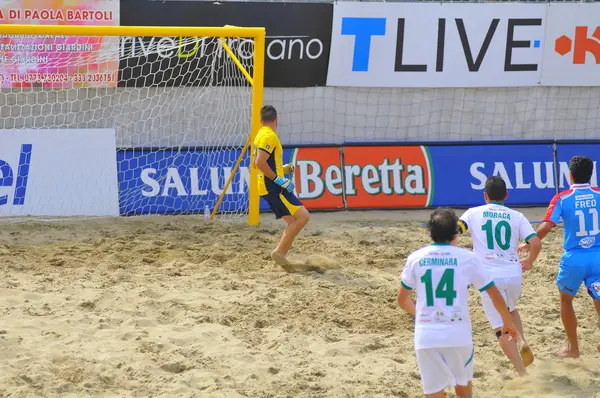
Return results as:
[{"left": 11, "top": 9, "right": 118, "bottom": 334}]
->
[
  {"left": 120, "top": 1, "right": 332, "bottom": 87},
  {"left": 327, "top": 2, "right": 600, "bottom": 87},
  {"left": 0, "top": 129, "right": 119, "bottom": 217},
  {"left": 116, "top": 143, "right": 599, "bottom": 215}
]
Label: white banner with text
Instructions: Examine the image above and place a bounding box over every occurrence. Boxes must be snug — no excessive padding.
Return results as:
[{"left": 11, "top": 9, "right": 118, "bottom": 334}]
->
[
  {"left": 0, "top": 129, "right": 119, "bottom": 217},
  {"left": 327, "top": 2, "right": 600, "bottom": 87}
]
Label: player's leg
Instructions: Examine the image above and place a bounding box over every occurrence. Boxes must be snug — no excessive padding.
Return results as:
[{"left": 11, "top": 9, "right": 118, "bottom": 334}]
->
[
  {"left": 480, "top": 284, "right": 527, "bottom": 376},
  {"left": 271, "top": 191, "right": 309, "bottom": 264},
  {"left": 415, "top": 348, "right": 455, "bottom": 397},
  {"left": 595, "top": 298, "right": 600, "bottom": 353},
  {"left": 443, "top": 346, "right": 474, "bottom": 398},
  {"left": 557, "top": 291, "right": 580, "bottom": 358},
  {"left": 584, "top": 273, "right": 600, "bottom": 352},
  {"left": 262, "top": 192, "right": 303, "bottom": 268},
  {"left": 511, "top": 310, "right": 534, "bottom": 367},
  {"left": 504, "top": 277, "right": 534, "bottom": 367},
  {"left": 556, "top": 254, "right": 584, "bottom": 358},
  {"left": 454, "top": 383, "right": 472, "bottom": 398}
]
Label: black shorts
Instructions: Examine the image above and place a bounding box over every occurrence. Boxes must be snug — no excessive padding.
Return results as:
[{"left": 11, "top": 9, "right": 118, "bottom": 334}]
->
[{"left": 262, "top": 189, "right": 303, "bottom": 219}]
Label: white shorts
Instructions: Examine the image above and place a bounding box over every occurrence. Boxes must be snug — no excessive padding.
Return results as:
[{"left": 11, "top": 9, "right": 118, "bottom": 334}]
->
[
  {"left": 415, "top": 345, "right": 474, "bottom": 395},
  {"left": 480, "top": 276, "right": 522, "bottom": 329}
]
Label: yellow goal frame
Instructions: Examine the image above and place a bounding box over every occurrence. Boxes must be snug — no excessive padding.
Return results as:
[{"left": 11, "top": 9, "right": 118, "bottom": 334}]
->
[{"left": 0, "top": 24, "right": 265, "bottom": 226}]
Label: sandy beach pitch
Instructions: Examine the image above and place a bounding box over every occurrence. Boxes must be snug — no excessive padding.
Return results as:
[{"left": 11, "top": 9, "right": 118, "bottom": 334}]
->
[{"left": 0, "top": 209, "right": 599, "bottom": 397}]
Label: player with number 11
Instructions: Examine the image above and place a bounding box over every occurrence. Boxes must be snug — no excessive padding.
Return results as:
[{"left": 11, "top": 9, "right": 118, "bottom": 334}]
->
[{"left": 520, "top": 156, "right": 600, "bottom": 358}]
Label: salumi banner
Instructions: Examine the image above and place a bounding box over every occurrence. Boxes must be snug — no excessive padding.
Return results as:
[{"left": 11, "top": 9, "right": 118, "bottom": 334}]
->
[
  {"left": 116, "top": 147, "right": 344, "bottom": 216},
  {"left": 0, "top": 0, "right": 120, "bottom": 88},
  {"left": 0, "top": 129, "right": 119, "bottom": 217},
  {"left": 117, "top": 143, "right": 599, "bottom": 216},
  {"left": 327, "top": 2, "right": 600, "bottom": 87},
  {"left": 555, "top": 143, "right": 600, "bottom": 188}
]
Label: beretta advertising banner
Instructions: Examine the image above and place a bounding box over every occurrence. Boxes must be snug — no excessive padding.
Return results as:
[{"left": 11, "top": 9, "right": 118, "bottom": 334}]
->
[
  {"left": 340, "top": 144, "right": 556, "bottom": 209},
  {"left": 117, "top": 143, "right": 565, "bottom": 216},
  {"left": 119, "top": 1, "right": 332, "bottom": 87}
]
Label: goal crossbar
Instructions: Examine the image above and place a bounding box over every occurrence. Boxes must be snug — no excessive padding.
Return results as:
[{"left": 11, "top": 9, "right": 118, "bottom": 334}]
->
[
  {"left": 0, "top": 24, "right": 266, "bottom": 39},
  {"left": 0, "top": 24, "right": 266, "bottom": 226}
]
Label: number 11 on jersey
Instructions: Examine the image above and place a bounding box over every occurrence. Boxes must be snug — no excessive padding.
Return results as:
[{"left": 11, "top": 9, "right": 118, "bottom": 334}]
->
[{"left": 575, "top": 208, "right": 600, "bottom": 237}]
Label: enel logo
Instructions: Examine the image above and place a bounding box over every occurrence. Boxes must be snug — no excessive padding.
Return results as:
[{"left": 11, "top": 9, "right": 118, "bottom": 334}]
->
[{"left": 0, "top": 144, "right": 32, "bottom": 206}]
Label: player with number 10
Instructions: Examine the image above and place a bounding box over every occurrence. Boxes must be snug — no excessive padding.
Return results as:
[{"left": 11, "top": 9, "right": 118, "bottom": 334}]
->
[
  {"left": 521, "top": 156, "right": 600, "bottom": 358},
  {"left": 457, "top": 176, "right": 541, "bottom": 376}
]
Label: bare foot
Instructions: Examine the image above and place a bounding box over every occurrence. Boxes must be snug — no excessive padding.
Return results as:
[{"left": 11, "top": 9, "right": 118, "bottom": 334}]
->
[
  {"left": 556, "top": 346, "right": 580, "bottom": 359},
  {"left": 520, "top": 344, "right": 535, "bottom": 367},
  {"left": 270, "top": 251, "right": 293, "bottom": 272}
]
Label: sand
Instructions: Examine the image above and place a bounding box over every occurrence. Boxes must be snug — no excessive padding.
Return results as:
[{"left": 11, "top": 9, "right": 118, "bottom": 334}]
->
[{"left": 0, "top": 209, "right": 599, "bottom": 398}]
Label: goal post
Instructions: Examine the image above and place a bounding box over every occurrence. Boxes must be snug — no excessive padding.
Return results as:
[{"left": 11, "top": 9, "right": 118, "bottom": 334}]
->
[{"left": 0, "top": 24, "right": 265, "bottom": 226}]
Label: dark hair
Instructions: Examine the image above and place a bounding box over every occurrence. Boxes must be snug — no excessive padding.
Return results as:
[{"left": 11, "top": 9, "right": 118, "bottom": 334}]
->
[
  {"left": 570, "top": 156, "right": 594, "bottom": 184},
  {"left": 427, "top": 207, "right": 458, "bottom": 243},
  {"left": 485, "top": 176, "right": 507, "bottom": 201},
  {"left": 260, "top": 105, "right": 277, "bottom": 123}
]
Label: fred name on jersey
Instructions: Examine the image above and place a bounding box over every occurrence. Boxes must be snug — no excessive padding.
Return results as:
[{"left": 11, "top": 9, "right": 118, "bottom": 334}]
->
[{"left": 575, "top": 195, "right": 596, "bottom": 209}]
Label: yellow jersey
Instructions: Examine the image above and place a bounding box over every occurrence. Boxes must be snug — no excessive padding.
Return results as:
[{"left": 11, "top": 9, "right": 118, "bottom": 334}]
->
[{"left": 253, "top": 126, "right": 284, "bottom": 196}]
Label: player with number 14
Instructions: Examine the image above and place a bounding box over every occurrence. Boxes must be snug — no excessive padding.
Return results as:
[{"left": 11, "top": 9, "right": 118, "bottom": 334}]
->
[{"left": 398, "top": 208, "right": 517, "bottom": 398}]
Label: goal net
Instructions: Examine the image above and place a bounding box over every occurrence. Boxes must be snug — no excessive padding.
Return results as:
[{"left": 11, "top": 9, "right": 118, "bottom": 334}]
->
[{"left": 0, "top": 25, "right": 264, "bottom": 225}]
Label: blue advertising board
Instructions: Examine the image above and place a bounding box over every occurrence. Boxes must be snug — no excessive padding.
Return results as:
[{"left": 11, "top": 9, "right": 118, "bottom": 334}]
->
[
  {"left": 428, "top": 144, "right": 556, "bottom": 207},
  {"left": 117, "top": 148, "right": 296, "bottom": 216},
  {"left": 555, "top": 144, "right": 600, "bottom": 190}
]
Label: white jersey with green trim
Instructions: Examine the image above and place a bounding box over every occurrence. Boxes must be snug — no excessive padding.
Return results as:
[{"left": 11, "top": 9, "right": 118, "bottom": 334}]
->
[
  {"left": 458, "top": 203, "right": 537, "bottom": 279},
  {"left": 401, "top": 244, "right": 494, "bottom": 350}
]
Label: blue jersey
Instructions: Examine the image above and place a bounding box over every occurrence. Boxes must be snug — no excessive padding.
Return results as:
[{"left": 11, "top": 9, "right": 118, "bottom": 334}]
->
[{"left": 544, "top": 183, "right": 600, "bottom": 252}]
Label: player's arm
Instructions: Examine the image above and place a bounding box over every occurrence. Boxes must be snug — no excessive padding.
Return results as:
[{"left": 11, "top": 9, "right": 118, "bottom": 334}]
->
[
  {"left": 486, "top": 285, "right": 517, "bottom": 338},
  {"left": 255, "top": 149, "right": 277, "bottom": 180},
  {"left": 534, "top": 222, "right": 555, "bottom": 241},
  {"left": 519, "top": 195, "right": 561, "bottom": 254},
  {"left": 397, "top": 285, "right": 416, "bottom": 316},
  {"left": 536, "top": 193, "right": 562, "bottom": 240},
  {"left": 398, "top": 260, "right": 416, "bottom": 316},
  {"left": 519, "top": 216, "right": 542, "bottom": 272},
  {"left": 468, "top": 257, "right": 517, "bottom": 338},
  {"left": 456, "top": 209, "right": 471, "bottom": 235},
  {"left": 521, "top": 236, "right": 541, "bottom": 272},
  {"left": 254, "top": 137, "right": 295, "bottom": 192}
]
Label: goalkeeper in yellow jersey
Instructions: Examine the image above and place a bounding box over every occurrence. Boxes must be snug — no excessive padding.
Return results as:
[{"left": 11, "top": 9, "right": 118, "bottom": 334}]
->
[{"left": 253, "top": 105, "right": 310, "bottom": 269}]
